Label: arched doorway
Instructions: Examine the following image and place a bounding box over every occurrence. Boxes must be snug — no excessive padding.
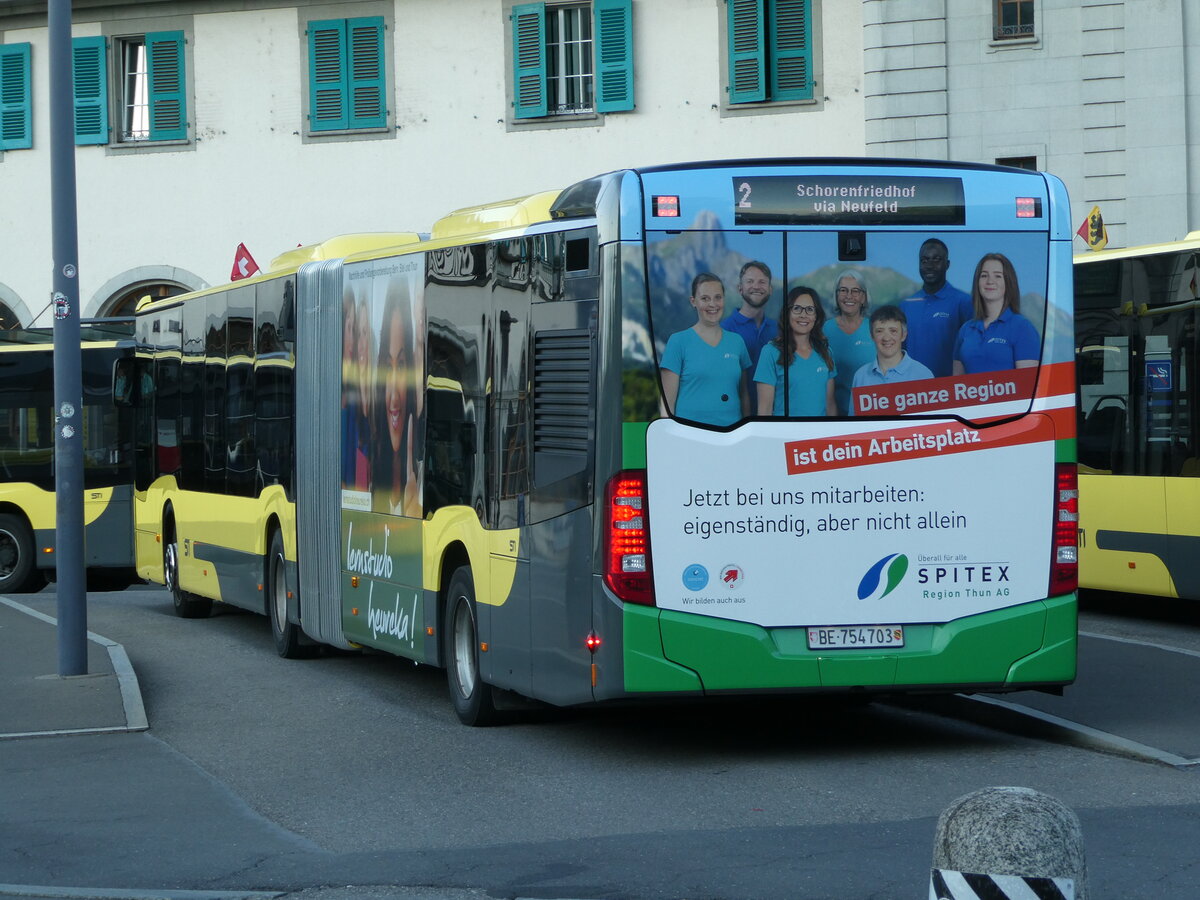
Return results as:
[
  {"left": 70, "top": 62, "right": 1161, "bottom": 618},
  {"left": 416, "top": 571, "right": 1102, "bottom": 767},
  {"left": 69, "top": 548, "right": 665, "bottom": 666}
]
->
[{"left": 105, "top": 282, "right": 190, "bottom": 317}]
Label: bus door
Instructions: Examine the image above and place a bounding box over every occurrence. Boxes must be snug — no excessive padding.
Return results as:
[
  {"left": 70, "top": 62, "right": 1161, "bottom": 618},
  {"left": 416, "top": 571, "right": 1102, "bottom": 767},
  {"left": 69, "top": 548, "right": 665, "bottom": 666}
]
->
[
  {"left": 526, "top": 230, "right": 598, "bottom": 705},
  {"left": 1147, "top": 261, "right": 1200, "bottom": 597},
  {"left": 480, "top": 239, "right": 533, "bottom": 696}
]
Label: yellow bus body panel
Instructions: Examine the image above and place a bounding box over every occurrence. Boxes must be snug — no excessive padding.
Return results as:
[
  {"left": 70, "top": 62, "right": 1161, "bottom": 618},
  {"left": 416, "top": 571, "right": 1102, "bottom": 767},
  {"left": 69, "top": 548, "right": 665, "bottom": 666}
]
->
[
  {"left": 422, "top": 506, "right": 520, "bottom": 608},
  {"left": 0, "top": 483, "right": 117, "bottom": 529},
  {"left": 1079, "top": 473, "right": 1173, "bottom": 595}
]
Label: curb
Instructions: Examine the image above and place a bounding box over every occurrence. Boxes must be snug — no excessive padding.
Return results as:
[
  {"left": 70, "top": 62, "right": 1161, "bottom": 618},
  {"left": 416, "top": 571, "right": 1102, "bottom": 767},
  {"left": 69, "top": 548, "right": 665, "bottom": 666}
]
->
[{"left": 0, "top": 596, "right": 148, "bottom": 739}]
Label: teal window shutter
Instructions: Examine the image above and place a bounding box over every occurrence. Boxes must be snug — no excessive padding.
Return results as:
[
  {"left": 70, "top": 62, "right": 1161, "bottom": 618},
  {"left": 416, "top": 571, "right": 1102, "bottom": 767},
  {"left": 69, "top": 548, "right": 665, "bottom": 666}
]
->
[
  {"left": 727, "top": 0, "right": 766, "bottom": 103},
  {"left": 309, "top": 19, "right": 348, "bottom": 131},
  {"left": 0, "top": 43, "right": 32, "bottom": 151},
  {"left": 73, "top": 36, "right": 109, "bottom": 146},
  {"left": 512, "top": 3, "right": 547, "bottom": 119},
  {"left": 768, "top": 0, "right": 812, "bottom": 101},
  {"left": 347, "top": 18, "right": 386, "bottom": 129},
  {"left": 146, "top": 31, "right": 187, "bottom": 141},
  {"left": 594, "top": 0, "right": 634, "bottom": 113}
]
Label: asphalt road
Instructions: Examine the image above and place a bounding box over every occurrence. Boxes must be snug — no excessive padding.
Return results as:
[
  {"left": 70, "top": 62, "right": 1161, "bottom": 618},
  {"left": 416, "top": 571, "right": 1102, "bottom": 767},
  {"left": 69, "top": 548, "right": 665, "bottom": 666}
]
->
[{"left": 3, "top": 585, "right": 1200, "bottom": 899}]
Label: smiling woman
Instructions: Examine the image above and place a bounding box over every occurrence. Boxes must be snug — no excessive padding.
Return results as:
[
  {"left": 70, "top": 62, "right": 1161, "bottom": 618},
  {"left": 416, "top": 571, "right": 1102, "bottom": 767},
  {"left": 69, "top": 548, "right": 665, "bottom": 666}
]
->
[{"left": 659, "top": 273, "right": 750, "bottom": 426}]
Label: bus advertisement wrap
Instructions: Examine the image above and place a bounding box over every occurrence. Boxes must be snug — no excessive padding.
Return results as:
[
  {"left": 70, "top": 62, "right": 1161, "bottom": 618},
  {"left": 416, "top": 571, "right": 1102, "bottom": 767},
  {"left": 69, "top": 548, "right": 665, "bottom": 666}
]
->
[
  {"left": 646, "top": 415, "right": 1055, "bottom": 628},
  {"left": 339, "top": 254, "right": 426, "bottom": 654}
]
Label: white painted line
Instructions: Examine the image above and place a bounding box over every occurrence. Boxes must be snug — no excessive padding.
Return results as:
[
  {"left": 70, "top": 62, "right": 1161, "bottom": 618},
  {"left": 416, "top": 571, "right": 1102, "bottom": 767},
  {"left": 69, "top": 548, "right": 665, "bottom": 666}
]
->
[
  {"left": 1079, "top": 629, "right": 1200, "bottom": 660},
  {"left": 0, "top": 886, "right": 280, "bottom": 899},
  {"left": 963, "top": 694, "right": 1200, "bottom": 768}
]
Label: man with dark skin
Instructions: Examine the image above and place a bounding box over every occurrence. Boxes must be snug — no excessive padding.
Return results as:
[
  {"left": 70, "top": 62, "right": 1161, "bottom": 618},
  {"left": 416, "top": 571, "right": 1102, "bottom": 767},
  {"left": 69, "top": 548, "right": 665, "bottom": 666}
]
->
[{"left": 902, "top": 238, "right": 973, "bottom": 378}]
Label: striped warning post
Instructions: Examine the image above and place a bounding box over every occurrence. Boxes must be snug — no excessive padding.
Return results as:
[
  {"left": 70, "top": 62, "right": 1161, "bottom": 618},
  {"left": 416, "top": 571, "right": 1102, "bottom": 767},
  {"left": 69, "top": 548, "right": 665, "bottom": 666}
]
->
[{"left": 930, "top": 869, "right": 1075, "bottom": 900}]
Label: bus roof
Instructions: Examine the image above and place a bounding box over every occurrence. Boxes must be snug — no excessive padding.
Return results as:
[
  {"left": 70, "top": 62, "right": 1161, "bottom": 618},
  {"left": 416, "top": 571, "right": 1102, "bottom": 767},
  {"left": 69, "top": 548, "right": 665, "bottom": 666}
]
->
[{"left": 1075, "top": 231, "right": 1200, "bottom": 264}]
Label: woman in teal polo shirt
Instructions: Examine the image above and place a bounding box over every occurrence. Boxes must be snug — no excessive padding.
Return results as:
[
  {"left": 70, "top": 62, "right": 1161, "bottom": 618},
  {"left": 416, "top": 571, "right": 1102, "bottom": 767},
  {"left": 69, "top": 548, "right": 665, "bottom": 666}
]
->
[
  {"left": 753, "top": 286, "right": 837, "bottom": 417},
  {"left": 660, "top": 273, "right": 751, "bottom": 426},
  {"left": 952, "top": 253, "right": 1040, "bottom": 375}
]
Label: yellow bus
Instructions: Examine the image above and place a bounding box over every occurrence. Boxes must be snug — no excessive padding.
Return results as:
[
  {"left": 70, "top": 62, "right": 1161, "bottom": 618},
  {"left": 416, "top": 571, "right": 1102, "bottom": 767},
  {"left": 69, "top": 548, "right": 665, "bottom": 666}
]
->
[
  {"left": 1076, "top": 232, "right": 1200, "bottom": 598},
  {"left": 0, "top": 322, "right": 137, "bottom": 592},
  {"left": 134, "top": 159, "right": 1078, "bottom": 724}
]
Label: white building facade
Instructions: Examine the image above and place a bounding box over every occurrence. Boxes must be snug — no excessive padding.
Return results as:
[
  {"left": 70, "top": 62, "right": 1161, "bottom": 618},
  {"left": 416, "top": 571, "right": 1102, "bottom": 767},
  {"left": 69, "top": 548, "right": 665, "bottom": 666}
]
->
[
  {"left": 5, "top": 0, "right": 1198, "bottom": 329},
  {"left": 865, "top": 0, "right": 1200, "bottom": 249},
  {"left": 0, "top": 0, "right": 866, "bottom": 327}
]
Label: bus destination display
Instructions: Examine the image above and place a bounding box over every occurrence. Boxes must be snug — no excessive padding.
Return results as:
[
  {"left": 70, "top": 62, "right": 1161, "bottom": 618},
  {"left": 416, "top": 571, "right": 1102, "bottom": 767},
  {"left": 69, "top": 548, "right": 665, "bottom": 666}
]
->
[{"left": 733, "top": 175, "right": 966, "bottom": 226}]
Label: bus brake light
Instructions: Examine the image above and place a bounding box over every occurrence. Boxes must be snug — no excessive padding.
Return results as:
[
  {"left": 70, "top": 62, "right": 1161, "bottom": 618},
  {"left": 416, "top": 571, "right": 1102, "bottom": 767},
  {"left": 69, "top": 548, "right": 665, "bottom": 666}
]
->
[
  {"left": 1049, "top": 464, "right": 1078, "bottom": 596},
  {"left": 603, "top": 470, "right": 655, "bottom": 605}
]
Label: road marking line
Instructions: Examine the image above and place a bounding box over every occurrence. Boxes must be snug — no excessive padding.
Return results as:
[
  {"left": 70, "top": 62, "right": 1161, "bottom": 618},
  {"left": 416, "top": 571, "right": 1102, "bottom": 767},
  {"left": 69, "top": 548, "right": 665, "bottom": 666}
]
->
[{"left": 963, "top": 694, "right": 1200, "bottom": 768}]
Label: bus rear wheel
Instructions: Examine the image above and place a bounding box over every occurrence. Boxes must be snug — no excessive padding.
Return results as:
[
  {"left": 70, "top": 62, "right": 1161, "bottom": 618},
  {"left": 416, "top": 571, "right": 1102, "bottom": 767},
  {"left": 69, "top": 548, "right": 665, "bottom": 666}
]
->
[
  {"left": 164, "top": 522, "right": 212, "bottom": 619},
  {"left": 445, "top": 566, "right": 500, "bottom": 727},
  {"left": 267, "top": 529, "right": 312, "bottom": 659},
  {"left": 0, "top": 513, "right": 39, "bottom": 593}
]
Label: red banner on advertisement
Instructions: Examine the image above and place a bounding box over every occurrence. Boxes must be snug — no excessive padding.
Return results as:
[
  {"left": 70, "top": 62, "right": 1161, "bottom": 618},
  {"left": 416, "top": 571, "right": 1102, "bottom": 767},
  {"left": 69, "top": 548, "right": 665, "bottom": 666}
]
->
[
  {"left": 850, "top": 368, "right": 1039, "bottom": 416},
  {"left": 783, "top": 415, "right": 1054, "bottom": 475}
]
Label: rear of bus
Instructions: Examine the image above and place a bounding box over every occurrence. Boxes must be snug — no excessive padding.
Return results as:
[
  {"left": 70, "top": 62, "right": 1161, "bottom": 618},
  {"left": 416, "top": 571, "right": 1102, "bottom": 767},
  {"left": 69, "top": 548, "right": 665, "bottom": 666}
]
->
[{"left": 592, "top": 160, "right": 1077, "bottom": 700}]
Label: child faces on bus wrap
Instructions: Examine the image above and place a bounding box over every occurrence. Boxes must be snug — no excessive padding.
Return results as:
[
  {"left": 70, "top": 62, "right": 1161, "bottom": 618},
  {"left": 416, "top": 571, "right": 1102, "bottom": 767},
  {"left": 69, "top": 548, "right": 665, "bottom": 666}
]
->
[
  {"left": 660, "top": 273, "right": 750, "bottom": 426},
  {"left": 371, "top": 284, "right": 422, "bottom": 517},
  {"left": 824, "top": 270, "right": 875, "bottom": 415},
  {"left": 952, "top": 252, "right": 1039, "bottom": 375},
  {"left": 753, "top": 286, "right": 836, "bottom": 417}
]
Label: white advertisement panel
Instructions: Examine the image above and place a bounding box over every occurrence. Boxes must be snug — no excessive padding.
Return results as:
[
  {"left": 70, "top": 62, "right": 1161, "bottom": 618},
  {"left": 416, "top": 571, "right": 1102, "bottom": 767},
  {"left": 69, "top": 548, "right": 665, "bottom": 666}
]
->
[{"left": 646, "top": 416, "right": 1056, "bottom": 628}]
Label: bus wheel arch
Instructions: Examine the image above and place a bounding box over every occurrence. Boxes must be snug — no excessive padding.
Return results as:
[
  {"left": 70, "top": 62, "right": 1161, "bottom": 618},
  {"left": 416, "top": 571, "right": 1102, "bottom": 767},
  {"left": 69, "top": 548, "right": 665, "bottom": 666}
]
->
[
  {"left": 0, "top": 510, "right": 42, "bottom": 593},
  {"left": 444, "top": 564, "right": 500, "bottom": 727},
  {"left": 163, "top": 505, "right": 212, "bottom": 619}
]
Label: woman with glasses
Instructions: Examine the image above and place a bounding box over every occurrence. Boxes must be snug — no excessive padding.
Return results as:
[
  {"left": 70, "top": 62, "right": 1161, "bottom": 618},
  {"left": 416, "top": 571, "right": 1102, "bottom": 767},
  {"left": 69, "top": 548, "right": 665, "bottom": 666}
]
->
[
  {"left": 660, "top": 273, "right": 751, "bottom": 426},
  {"left": 825, "top": 270, "right": 875, "bottom": 415},
  {"left": 753, "top": 286, "right": 836, "bottom": 417}
]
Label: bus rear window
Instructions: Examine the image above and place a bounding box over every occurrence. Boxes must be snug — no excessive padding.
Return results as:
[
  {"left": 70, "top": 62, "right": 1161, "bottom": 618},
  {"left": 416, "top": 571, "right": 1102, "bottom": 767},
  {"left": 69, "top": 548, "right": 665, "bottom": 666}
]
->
[{"left": 643, "top": 229, "right": 1056, "bottom": 425}]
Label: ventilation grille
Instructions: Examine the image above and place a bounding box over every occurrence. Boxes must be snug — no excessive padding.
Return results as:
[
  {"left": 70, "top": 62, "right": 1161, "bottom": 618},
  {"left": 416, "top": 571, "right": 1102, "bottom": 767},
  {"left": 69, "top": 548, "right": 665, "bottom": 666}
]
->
[{"left": 533, "top": 329, "right": 592, "bottom": 455}]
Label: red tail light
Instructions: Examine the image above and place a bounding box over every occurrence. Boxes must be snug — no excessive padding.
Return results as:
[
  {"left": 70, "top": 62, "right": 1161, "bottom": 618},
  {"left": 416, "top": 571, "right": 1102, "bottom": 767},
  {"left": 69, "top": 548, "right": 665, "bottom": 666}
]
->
[
  {"left": 1049, "top": 463, "right": 1078, "bottom": 596},
  {"left": 603, "top": 470, "right": 655, "bottom": 605}
]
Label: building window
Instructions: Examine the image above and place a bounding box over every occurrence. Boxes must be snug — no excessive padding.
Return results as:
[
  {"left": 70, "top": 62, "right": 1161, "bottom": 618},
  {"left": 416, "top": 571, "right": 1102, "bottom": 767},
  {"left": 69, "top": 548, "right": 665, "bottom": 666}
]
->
[
  {"left": 511, "top": 0, "right": 633, "bottom": 121},
  {"left": 548, "top": 5, "right": 593, "bottom": 114},
  {"left": 110, "top": 31, "right": 187, "bottom": 143},
  {"left": 995, "top": 0, "right": 1034, "bottom": 39},
  {"left": 996, "top": 156, "right": 1037, "bottom": 171},
  {"left": 0, "top": 42, "right": 32, "bottom": 151},
  {"left": 727, "top": 0, "right": 813, "bottom": 105},
  {"left": 306, "top": 17, "right": 387, "bottom": 133}
]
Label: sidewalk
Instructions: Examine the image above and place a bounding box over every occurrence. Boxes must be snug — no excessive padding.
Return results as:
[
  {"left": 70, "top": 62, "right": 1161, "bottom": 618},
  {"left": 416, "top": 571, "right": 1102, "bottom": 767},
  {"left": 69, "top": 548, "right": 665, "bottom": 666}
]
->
[{"left": 0, "top": 596, "right": 147, "bottom": 740}]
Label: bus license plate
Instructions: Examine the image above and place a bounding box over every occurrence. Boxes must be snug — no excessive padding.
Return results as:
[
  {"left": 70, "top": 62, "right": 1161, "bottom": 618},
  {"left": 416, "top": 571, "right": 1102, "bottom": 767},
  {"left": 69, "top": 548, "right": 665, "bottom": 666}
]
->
[{"left": 807, "top": 626, "right": 905, "bottom": 650}]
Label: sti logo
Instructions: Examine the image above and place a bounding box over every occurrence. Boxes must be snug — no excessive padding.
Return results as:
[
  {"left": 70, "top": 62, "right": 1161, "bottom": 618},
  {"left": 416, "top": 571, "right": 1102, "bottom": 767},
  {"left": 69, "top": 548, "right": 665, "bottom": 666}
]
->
[{"left": 857, "top": 553, "right": 909, "bottom": 601}]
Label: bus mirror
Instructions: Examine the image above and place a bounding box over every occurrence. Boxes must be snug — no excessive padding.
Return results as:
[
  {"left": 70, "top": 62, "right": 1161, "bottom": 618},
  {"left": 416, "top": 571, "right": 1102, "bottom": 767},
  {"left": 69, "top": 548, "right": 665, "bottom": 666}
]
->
[{"left": 113, "top": 358, "right": 137, "bottom": 407}]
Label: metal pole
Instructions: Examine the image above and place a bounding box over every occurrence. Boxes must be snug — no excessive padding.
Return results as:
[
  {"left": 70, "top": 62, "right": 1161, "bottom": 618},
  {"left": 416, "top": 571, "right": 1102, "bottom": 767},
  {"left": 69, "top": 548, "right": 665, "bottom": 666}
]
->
[{"left": 49, "top": 0, "right": 87, "bottom": 675}]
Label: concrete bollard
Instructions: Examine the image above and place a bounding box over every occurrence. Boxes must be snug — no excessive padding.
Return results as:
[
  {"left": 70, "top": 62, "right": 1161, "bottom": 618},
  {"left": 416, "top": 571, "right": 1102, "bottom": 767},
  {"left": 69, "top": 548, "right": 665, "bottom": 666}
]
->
[{"left": 931, "top": 786, "right": 1087, "bottom": 900}]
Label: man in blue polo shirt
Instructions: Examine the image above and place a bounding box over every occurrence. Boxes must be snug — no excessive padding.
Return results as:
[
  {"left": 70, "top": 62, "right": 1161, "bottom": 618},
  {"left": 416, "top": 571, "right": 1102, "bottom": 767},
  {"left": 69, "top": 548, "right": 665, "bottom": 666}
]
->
[
  {"left": 851, "top": 306, "right": 933, "bottom": 413},
  {"left": 721, "top": 260, "right": 777, "bottom": 369},
  {"left": 902, "top": 238, "right": 973, "bottom": 378}
]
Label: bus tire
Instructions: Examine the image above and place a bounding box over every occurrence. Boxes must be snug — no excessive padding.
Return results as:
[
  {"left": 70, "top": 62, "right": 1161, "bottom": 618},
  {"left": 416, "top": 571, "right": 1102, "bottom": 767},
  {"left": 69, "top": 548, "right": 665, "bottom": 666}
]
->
[
  {"left": 267, "top": 529, "right": 312, "bottom": 659},
  {"left": 445, "top": 566, "right": 500, "bottom": 727},
  {"left": 0, "top": 513, "right": 39, "bottom": 593},
  {"left": 165, "top": 520, "right": 212, "bottom": 619}
]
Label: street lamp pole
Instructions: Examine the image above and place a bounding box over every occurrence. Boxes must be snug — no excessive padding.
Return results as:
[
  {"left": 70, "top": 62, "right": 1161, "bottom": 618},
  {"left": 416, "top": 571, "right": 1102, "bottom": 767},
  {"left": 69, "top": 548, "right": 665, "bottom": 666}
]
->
[{"left": 49, "top": 0, "right": 87, "bottom": 675}]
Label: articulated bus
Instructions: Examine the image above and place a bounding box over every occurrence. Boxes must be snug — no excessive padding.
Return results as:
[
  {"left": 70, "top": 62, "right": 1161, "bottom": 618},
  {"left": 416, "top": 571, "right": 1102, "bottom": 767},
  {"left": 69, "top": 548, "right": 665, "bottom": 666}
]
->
[
  {"left": 0, "top": 322, "right": 137, "bottom": 592},
  {"left": 132, "top": 159, "right": 1077, "bottom": 724},
  {"left": 1075, "top": 232, "right": 1200, "bottom": 599}
]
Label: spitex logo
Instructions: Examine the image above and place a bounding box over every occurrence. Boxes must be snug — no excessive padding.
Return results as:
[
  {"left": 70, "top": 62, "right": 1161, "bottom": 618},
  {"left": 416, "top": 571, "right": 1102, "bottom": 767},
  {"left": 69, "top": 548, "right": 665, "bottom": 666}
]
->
[{"left": 857, "top": 553, "right": 909, "bottom": 601}]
